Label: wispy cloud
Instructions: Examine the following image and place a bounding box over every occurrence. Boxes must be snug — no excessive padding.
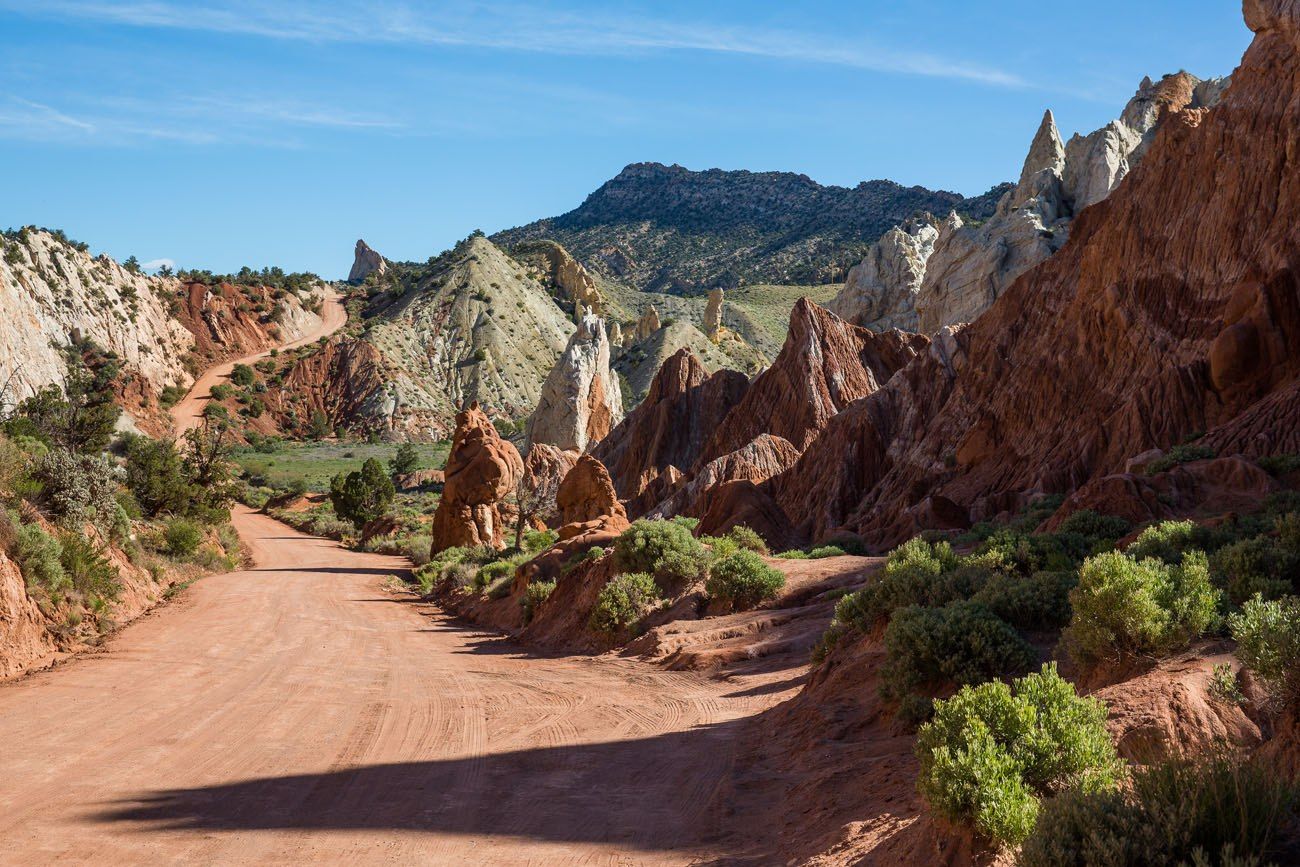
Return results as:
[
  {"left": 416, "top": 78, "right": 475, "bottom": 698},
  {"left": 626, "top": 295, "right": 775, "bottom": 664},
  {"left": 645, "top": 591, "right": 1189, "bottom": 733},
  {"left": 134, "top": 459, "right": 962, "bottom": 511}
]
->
[
  {"left": 141, "top": 257, "right": 175, "bottom": 271},
  {"left": 0, "top": 0, "right": 1028, "bottom": 88}
]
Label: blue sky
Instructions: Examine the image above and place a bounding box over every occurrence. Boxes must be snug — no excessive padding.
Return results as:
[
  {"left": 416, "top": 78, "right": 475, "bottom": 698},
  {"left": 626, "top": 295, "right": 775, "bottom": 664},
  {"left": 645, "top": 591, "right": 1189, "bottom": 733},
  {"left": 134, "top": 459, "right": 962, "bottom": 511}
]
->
[{"left": 0, "top": 1, "right": 1251, "bottom": 279}]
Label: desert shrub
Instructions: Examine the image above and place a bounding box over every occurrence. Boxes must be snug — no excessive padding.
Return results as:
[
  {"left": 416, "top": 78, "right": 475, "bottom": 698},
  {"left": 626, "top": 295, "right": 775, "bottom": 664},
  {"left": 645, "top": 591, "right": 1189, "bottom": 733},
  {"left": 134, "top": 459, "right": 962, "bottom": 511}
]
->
[
  {"left": 970, "top": 570, "right": 1076, "bottom": 630},
  {"left": 329, "top": 458, "right": 395, "bottom": 529},
  {"left": 1259, "top": 453, "right": 1300, "bottom": 477},
  {"left": 821, "top": 532, "right": 868, "bottom": 555},
  {"left": 123, "top": 436, "right": 189, "bottom": 517},
  {"left": 613, "top": 519, "right": 708, "bottom": 591},
  {"left": 162, "top": 518, "right": 203, "bottom": 558},
  {"left": 1055, "top": 510, "right": 1132, "bottom": 549},
  {"left": 522, "top": 579, "right": 555, "bottom": 624},
  {"left": 668, "top": 516, "right": 699, "bottom": 532},
  {"left": 209, "top": 383, "right": 233, "bottom": 401},
  {"left": 1147, "top": 443, "right": 1216, "bottom": 474},
  {"left": 705, "top": 550, "right": 784, "bottom": 610},
  {"left": 589, "top": 572, "right": 659, "bottom": 636},
  {"left": 1066, "top": 550, "right": 1219, "bottom": 667},
  {"left": 774, "top": 549, "right": 809, "bottom": 559},
  {"left": 58, "top": 532, "right": 122, "bottom": 601},
  {"left": 976, "top": 529, "right": 1084, "bottom": 573},
  {"left": 405, "top": 534, "right": 432, "bottom": 567},
  {"left": 12, "top": 520, "right": 67, "bottom": 593},
  {"left": 522, "top": 528, "right": 559, "bottom": 554},
  {"left": 1228, "top": 595, "right": 1300, "bottom": 708},
  {"left": 880, "top": 601, "right": 1038, "bottom": 704},
  {"left": 475, "top": 558, "right": 518, "bottom": 591},
  {"left": 1211, "top": 537, "right": 1297, "bottom": 607},
  {"left": 916, "top": 664, "right": 1118, "bottom": 845},
  {"left": 724, "top": 524, "right": 768, "bottom": 554},
  {"left": 1209, "top": 663, "right": 1245, "bottom": 706},
  {"left": 833, "top": 539, "right": 983, "bottom": 634},
  {"left": 1125, "top": 520, "right": 1200, "bottom": 564},
  {"left": 806, "top": 544, "right": 847, "bottom": 559},
  {"left": 35, "top": 448, "right": 119, "bottom": 526},
  {"left": 388, "top": 442, "right": 419, "bottom": 477},
  {"left": 1020, "top": 753, "right": 1297, "bottom": 867},
  {"left": 229, "top": 363, "right": 255, "bottom": 387}
]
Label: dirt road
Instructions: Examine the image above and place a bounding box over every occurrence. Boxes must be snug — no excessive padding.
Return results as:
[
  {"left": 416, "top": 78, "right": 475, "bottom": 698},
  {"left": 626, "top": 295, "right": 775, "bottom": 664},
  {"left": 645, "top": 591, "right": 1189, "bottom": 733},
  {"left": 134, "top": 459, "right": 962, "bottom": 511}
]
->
[
  {"left": 170, "top": 288, "right": 347, "bottom": 437},
  {"left": 0, "top": 508, "right": 787, "bottom": 865}
]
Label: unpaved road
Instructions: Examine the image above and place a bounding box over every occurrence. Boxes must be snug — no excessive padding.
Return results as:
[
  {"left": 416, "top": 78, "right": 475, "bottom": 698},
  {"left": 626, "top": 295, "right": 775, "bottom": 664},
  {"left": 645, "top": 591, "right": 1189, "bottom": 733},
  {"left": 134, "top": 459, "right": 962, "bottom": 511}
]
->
[
  {"left": 0, "top": 508, "right": 784, "bottom": 865},
  {"left": 170, "top": 288, "right": 347, "bottom": 437}
]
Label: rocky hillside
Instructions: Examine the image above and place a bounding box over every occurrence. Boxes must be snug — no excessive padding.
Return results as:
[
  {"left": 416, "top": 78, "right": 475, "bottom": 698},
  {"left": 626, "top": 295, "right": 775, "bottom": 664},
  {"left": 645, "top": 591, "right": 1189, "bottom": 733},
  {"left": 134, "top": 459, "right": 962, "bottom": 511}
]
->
[
  {"left": 494, "top": 162, "right": 1010, "bottom": 294},
  {"left": 0, "top": 228, "right": 327, "bottom": 435},
  {"left": 829, "top": 71, "right": 1230, "bottom": 334}
]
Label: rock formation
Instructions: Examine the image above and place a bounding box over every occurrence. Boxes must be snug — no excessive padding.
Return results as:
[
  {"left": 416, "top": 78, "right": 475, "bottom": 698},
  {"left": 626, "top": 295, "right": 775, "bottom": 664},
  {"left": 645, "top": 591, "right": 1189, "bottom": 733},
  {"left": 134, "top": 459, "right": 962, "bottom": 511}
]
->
[
  {"left": 430, "top": 403, "right": 525, "bottom": 553},
  {"left": 556, "top": 455, "right": 628, "bottom": 529},
  {"left": 608, "top": 320, "right": 623, "bottom": 347},
  {"left": 514, "top": 239, "right": 602, "bottom": 312},
  {"left": 347, "top": 239, "right": 387, "bottom": 283},
  {"left": 593, "top": 349, "right": 749, "bottom": 508},
  {"left": 734, "top": 5, "right": 1295, "bottom": 548},
  {"left": 635, "top": 306, "right": 661, "bottom": 341},
  {"left": 527, "top": 313, "right": 624, "bottom": 453},
  {"left": 826, "top": 221, "right": 938, "bottom": 331},
  {"left": 704, "top": 289, "right": 724, "bottom": 341}
]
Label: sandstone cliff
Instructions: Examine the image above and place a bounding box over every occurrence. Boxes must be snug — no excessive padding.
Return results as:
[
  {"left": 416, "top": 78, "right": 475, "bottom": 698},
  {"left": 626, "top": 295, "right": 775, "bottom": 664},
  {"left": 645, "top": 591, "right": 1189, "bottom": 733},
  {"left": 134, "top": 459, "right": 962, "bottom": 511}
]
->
[
  {"left": 527, "top": 313, "right": 623, "bottom": 453},
  {"left": 347, "top": 239, "right": 387, "bottom": 283}
]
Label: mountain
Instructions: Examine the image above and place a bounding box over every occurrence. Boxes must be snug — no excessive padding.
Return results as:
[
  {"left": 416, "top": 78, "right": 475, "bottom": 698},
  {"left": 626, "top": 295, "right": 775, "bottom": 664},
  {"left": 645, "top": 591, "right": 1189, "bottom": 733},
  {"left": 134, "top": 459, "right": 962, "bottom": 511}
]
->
[{"left": 493, "top": 162, "right": 1010, "bottom": 294}]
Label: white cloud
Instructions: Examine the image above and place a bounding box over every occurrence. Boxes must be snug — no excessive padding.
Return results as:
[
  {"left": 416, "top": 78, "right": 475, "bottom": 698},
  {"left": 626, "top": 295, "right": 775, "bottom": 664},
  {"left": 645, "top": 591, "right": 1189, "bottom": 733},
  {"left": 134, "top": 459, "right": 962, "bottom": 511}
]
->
[
  {"left": 0, "top": 1, "right": 1028, "bottom": 88},
  {"left": 141, "top": 257, "right": 175, "bottom": 272}
]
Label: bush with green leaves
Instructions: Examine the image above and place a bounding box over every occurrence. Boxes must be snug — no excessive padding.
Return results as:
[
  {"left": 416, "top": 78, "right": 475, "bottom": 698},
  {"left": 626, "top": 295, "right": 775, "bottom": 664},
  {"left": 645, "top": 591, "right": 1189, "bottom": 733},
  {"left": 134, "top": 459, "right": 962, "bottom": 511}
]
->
[
  {"left": 1147, "top": 443, "right": 1216, "bottom": 475},
  {"left": 975, "top": 528, "right": 1085, "bottom": 573},
  {"left": 123, "top": 436, "right": 189, "bottom": 517},
  {"left": 35, "top": 448, "right": 119, "bottom": 526},
  {"left": 880, "top": 601, "right": 1038, "bottom": 705},
  {"left": 724, "top": 524, "right": 767, "bottom": 554},
  {"left": 1125, "top": 520, "right": 1200, "bottom": 564},
  {"left": 329, "top": 458, "right": 396, "bottom": 529},
  {"left": 613, "top": 519, "right": 708, "bottom": 591},
  {"left": 705, "top": 550, "right": 784, "bottom": 610},
  {"left": 12, "top": 520, "right": 67, "bottom": 594},
  {"left": 522, "top": 579, "right": 555, "bottom": 624},
  {"left": 915, "top": 663, "right": 1119, "bottom": 845},
  {"left": 1066, "top": 550, "right": 1219, "bottom": 667},
  {"left": 1228, "top": 594, "right": 1300, "bottom": 708},
  {"left": 388, "top": 442, "right": 419, "bottom": 478},
  {"left": 589, "top": 572, "right": 660, "bottom": 636},
  {"left": 969, "top": 570, "right": 1077, "bottom": 631},
  {"left": 58, "top": 531, "right": 122, "bottom": 601},
  {"left": 1054, "top": 509, "right": 1132, "bottom": 550},
  {"left": 522, "top": 528, "right": 559, "bottom": 554},
  {"left": 1211, "top": 536, "right": 1297, "bottom": 607},
  {"left": 806, "top": 544, "right": 847, "bottom": 559},
  {"left": 162, "top": 518, "right": 204, "bottom": 558},
  {"left": 1020, "top": 753, "right": 1297, "bottom": 867},
  {"left": 229, "top": 364, "right": 255, "bottom": 387},
  {"left": 832, "top": 538, "right": 974, "bottom": 634}
]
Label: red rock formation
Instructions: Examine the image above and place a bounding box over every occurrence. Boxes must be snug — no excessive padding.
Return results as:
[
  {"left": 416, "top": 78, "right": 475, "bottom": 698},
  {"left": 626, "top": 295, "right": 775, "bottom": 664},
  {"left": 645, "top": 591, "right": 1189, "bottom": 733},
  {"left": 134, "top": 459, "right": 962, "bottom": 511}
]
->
[
  {"left": 430, "top": 403, "right": 524, "bottom": 553},
  {"left": 754, "top": 4, "right": 1300, "bottom": 548},
  {"left": 652, "top": 434, "right": 800, "bottom": 522},
  {"left": 556, "top": 455, "right": 628, "bottom": 529},
  {"left": 592, "top": 348, "right": 748, "bottom": 507},
  {"left": 273, "top": 338, "right": 390, "bottom": 439}
]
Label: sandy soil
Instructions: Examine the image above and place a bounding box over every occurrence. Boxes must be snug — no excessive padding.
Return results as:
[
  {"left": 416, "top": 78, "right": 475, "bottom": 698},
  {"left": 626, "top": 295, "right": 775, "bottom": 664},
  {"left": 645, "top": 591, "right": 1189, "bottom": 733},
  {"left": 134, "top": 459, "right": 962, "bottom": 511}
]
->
[
  {"left": 0, "top": 508, "right": 799, "bottom": 865},
  {"left": 170, "top": 287, "right": 347, "bottom": 437}
]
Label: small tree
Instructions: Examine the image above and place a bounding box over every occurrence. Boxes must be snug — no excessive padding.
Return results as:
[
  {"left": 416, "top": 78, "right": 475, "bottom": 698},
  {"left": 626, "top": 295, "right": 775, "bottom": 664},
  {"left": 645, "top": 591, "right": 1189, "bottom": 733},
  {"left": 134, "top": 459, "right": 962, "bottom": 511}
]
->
[
  {"left": 329, "top": 458, "right": 395, "bottom": 529},
  {"left": 388, "top": 442, "right": 419, "bottom": 478},
  {"left": 181, "top": 415, "right": 239, "bottom": 523},
  {"left": 512, "top": 465, "right": 561, "bottom": 552},
  {"left": 230, "top": 364, "right": 255, "bottom": 387},
  {"left": 124, "top": 435, "right": 188, "bottom": 517}
]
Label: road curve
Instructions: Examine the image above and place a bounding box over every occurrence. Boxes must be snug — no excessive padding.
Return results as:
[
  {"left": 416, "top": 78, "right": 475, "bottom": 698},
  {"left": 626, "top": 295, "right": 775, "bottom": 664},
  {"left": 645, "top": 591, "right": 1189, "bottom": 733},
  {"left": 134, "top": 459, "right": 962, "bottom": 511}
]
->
[
  {"left": 170, "top": 287, "right": 347, "bottom": 437},
  {"left": 0, "top": 508, "right": 777, "bottom": 865}
]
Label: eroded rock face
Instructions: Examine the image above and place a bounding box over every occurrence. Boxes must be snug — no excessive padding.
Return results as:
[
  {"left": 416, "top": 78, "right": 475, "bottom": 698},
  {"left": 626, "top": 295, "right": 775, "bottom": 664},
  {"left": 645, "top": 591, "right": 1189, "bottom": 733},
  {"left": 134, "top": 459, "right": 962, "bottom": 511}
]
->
[
  {"left": 753, "top": 6, "right": 1299, "bottom": 548},
  {"left": 431, "top": 403, "right": 525, "bottom": 553},
  {"left": 635, "top": 306, "right": 661, "bottom": 341},
  {"left": 826, "top": 222, "right": 938, "bottom": 331},
  {"left": 703, "top": 288, "right": 724, "bottom": 340},
  {"left": 348, "top": 239, "right": 387, "bottom": 283},
  {"left": 649, "top": 433, "right": 800, "bottom": 522},
  {"left": 557, "top": 455, "right": 628, "bottom": 528},
  {"left": 527, "top": 314, "right": 623, "bottom": 453},
  {"left": 592, "top": 349, "right": 749, "bottom": 509}
]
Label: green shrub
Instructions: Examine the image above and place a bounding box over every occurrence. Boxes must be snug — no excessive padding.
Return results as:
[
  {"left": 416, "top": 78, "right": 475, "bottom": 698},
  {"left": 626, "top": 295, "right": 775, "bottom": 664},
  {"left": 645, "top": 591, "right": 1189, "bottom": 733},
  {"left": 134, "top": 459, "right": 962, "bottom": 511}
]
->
[
  {"left": 209, "top": 383, "right": 233, "bottom": 401},
  {"left": 1147, "top": 443, "right": 1216, "bottom": 474},
  {"left": 123, "top": 436, "right": 189, "bottom": 517},
  {"left": 405, "top": 534, "right": 432, "bottom": 567},
  {"left": 36, "top": 448, "right": 119, "bottom": 526},
  {"left": 1211, "top": 537, "right": 1297, "bottom": 607},
  {"left": 13, "top": 520, "right": 67, "bottom": 593},
  {"left": 522, "top": 528, "right": 559, "bottom": 554},
  {"left": 613, "top": 519, "right": 708, "bottom": 591},
  {"left": 668, "top": 516, "right": 699, "bottom": 532},
  {"left": 589, "top": 572, "right": 660, "bottom": 636},
  {"left": 1055, "top": 510, "right": 1132, "bottom": 548},
  {"left": 329, "top": 458, "right": 395, "bottom": 529},
  {"left": 774, "top": 549, "right": 809, "bottom": 560},
  {"left": 821, "top": 532, "right": 868, "bottom": 555},
  {"left": 1228, "top": 595, "right": 1300, "bottom": 708},
  {"left": 724, "top": 524, "right": 768, "bottom": 554},
  {"left": 58, "top": 532, "right": 122, "bottom": 601},
  {"left": 522, "top": 579, "right": 555, "bottom": 624},
  {"left": 475, "top": 559, "right": 518, "bottom": 591},
  {"left": 880, "top": 601, "right": 1037, "bottom": 705},
  {"left": 1066, "top": 550, "right": 1219, "bottom": 667},
  {"left": 163, "top": 518, "right": 203, "bottom": 558},
  {"left": 1020, "top": 753, "right": 1297, "bottom": 867},
  {"left": 806, "top": 544, "right": 847, "bottom": 559},
  {"left": 705, "top": 550, "right": 784, "bottom": 610},
  {"left": 832, "top": 538, "right": 979, "bottom": 634},
  {"left": 970, "top": 570, "right": 1076, "bottom": 630},
  {"left": 916, "top": 664, "right": 1119, "bottom": 845},
  {"left": 1126, "top": 520, "right": 1200, "bottom": 564},
  {"left": 230, "top": 364, "right": 255, "bottom": 387},
  {"left": 1258, "top": 454, "right": 1300, "bottom": 477},
  {"left": 976, "top": 529, "right": 1085, "bottom": 573}
]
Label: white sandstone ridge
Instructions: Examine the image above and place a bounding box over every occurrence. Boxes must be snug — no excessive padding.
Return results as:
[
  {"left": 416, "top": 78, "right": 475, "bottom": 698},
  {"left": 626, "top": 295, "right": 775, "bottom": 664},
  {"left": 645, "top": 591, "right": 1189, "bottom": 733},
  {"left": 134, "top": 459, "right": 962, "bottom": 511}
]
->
[
  {"left": 348, "top": 239, "right": 387, "bottom": 283},
  {"left": 829, "top": 71, "right": 1230, "bottom": 333},
  {"left": 528, "top": 312, "right": 624, "bottom": 453},
  {"left": 0, "top": 228, "right": 194, "bottom": 406}
]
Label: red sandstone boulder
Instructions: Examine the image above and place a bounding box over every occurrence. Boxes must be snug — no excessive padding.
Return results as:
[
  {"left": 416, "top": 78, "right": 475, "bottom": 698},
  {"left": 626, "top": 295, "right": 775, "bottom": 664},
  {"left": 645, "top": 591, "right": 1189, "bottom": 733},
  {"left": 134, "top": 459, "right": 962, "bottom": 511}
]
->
[
  {"left": 430, "top": 403, "right": 524, "bottom": 553},
  {"left": 557, "top": 455, "right": 628, "bottom": 528}
]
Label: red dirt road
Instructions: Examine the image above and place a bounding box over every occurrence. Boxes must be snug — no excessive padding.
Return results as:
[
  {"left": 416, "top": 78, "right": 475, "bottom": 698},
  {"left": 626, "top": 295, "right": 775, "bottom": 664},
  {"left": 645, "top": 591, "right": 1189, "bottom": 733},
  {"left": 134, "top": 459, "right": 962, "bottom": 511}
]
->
[
  {"left": 170, "top": 288, "right": 347, "bottom": 437},
  {"left": 0, "top": 508, "right": 787, "bottom": 865}
]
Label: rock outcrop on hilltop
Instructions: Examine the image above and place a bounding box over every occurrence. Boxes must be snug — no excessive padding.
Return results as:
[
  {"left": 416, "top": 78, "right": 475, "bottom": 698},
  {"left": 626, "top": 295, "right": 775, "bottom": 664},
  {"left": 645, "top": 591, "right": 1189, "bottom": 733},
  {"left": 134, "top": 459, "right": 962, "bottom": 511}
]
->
[
  {"left": 527, "top": 313, "right": 623, "bottom": 453},
  {"left": 347, "top": 239, "right": 387, "bottom": 283},
  {"left": 430, "top": 403, "right": 525, "bottom": 553},
  {"left": 635, "top": 306, "right": 660, "bottom": 341},
  {"left": 593, "top": 349, "right": 750, "bottom": 510},
  {"left": 510, "top": 239, "right": 602, "bottom": 313},
  {"left": 703, "top": 289, "right": 724, "bottom": 340},
  {"left": 720, "top": 4, "right": 1300, "bottom": 548},
  {"left": 830, "top": 72, "right": 1229, "bottom": 334}
]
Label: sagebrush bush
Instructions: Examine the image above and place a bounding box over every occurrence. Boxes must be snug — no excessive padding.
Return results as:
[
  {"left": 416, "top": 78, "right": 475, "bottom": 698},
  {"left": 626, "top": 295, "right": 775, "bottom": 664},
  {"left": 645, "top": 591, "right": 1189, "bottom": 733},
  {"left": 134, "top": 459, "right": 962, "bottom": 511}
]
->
[
  {"left": 523, "top": 528, "right": 559, "bottom": 554},
  {"left": 1126, "top": 520, "right": 1200, "bottom": 564},
  {"left": 475, "top": 558, "right": 520, "bottom": 591},
  {"left": 1066, "top": 550, "right": 1219, "bottom": 667},
  {"left": 970, "top": 570, "right": 1076, "bottom": 630},
  {"left": 613, "top": 519, "right": 708, "bottom": 591},
  {"left": 1228, "top": 594, "right": 1300, "bottom": 708},
  {"left": 36, "top": 448, "right": 119, "bottom": 526},
  {"left": 806, "top": 545, "right": 847, "bottom": 559},
  {"left": 724, "top": 524, "right": 767, "bottom": 554},
  {"left": 58, "top": 532, "right": 122, "bottom": 601},
  {"left": 976, "top": 529, "right": 1084, "bottom": 573},
  {"left": 1055, "top": 509, "right": 1132, "bottom": 544},
  {"left": 163, "top": 518, "right": 203, "bottom": 558},
  {"left": 1211, "top": 537, "right": 1297, "bottom": 607},
  {"left": 405, "top": 534, "right": 432, "bottom": 566},
  {"left": 1020, "top": 753, "right": 1298, "bottom": 867},
  {"left": 833, "top": 539, "right": 982, "bottom": 634},
  {"left": 589, "top": 572, "right": 659, "bottom": 635},
  {"left": 12, "top": 520, "right": 67, "bottom": 593},
  {"left": 1147, "top": 443, "right": 1216, "bottom": 474},
  {"left": 521, "top": 579, "right": 555, "bottom": 624},
  {"left": 705, "top": 550, "right": 784, "bottom": 610},
  {"left": 880, "top": 601, "right": 1037, "bottom": 704},
  {"left": 915, "top": 664, "right": 1118, "bottom": 845}
]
